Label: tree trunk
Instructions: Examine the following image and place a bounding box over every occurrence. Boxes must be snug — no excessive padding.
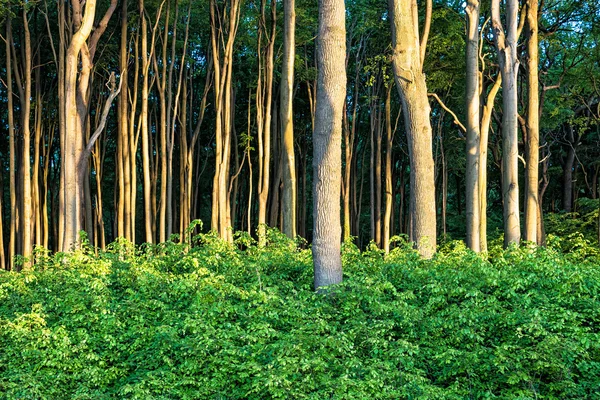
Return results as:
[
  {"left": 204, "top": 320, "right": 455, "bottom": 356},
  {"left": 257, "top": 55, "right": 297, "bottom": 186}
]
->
[
  {"left": 281, "top": 0, "right": 297, "bottom": 239},
  {"left": 383, "top": 86, "right": 394, "bottom": 253},
  {"left": 492, "top": 0, "right": 521, "bottom": 247},
  {"left": 313, "top": 0, "right": 346, "bottom": 289},
  {"left": 389, "top": 0, "right": 437, "bottom": 258},
  {"left": 524, "top": 0, "right": 539, "bottom": 243},
  {"left": 6, "top": 18, "right": 17, "bottom": 269},
  {"left": 465, "top": 0, "right": 481, "bottom": 252}
]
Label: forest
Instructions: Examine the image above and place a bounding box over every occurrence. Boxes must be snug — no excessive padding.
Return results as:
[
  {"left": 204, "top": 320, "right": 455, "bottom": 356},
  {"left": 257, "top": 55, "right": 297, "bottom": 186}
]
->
[{"left": 0, "top": 0, "right": 599, "bottom": 397}]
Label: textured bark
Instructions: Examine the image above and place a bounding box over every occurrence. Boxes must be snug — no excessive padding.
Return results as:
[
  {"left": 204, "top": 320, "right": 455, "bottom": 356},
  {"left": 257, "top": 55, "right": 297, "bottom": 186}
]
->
[
  {"left": 389, "top": 0, "right": 437, "bottom": 258},
  {"left": 280, "top": 0, "right": 297, "bottom": 238},
  {"left": 62, "top": 0, "right": 97, "bottom": 251},
  {"left": 312, "top": 0, "right": 346, "bottom": 290},
  {"left": 524, "top": 0, "right": 539, "bottom": 243},
  {"left": 61, "top": 0, "right": 117, "bottom": 251},
  {"left": 492, "top": 0, "right": 521, "bottom": 247},
  {"left": 465, "top": 0, "right": 481, "bottom": 252}
]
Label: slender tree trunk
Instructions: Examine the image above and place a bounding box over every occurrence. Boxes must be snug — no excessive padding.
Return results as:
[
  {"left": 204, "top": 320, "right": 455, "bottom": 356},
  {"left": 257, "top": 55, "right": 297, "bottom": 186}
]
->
[
  {"left": 118, "top": 0, "right": 131, "bottom": 241},
  {"left": 313, "top": 0, "right": 346, "bottom": 289},
  {"left": 479, "top": 75, "right": 502, "bottom": 252},
  {"left": 383, "top": 86, "right": 393, "bottom": 253},
  {"left": 20, "top": 8, "right": 33, "bottom": 266},
  {"left": 6, "top": 18, "right": 17, "bottom": 269},
  {"left": 256, "top": 0, "right": 276, "bottom": 244},
  {"left": 492, "top": 0, "right": 521, "bottom": 247},
  {"left": 524, "top": 0, "right": 539, "bottom": 243},
  {"left": 281, "top": 0, "right": 297, "bottom": 238},
  {"left": 389, "top": 0, "right": 437, "bottom": 258},
  {"left": 465, "top": 0, "right": 481, "bottom": 252}
]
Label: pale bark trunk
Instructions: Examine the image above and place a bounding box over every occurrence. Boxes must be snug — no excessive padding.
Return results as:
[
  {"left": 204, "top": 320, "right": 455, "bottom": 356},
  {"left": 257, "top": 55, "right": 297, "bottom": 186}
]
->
[
  {"left": 256, "top": 0, "right": 276, "bottom": 244},
  {"left": 383, "top": 87, "right": 393, "bottom": 254},
  {"left": 118, "top": 0, "right": 131, "bottom": 241},
  {"left": 313, "top": 0, "right": 346, "bottom": 289},
  {"left": 281, "top": 0, "right": 297, "bottom": 239},
  {"left": 524, "top": 0, "right": 539, "bottom": 244},
  {"left": 21, "top": 8, "right": 33, "bottom": 267},
  {"left": 389, "top": 0, "right": 437, "bottom": 258},
  {"left": 210, "top": 0, "right": 241, "bottom": 242},
  {"left": 465, "top": 0, "right": 481, "bottom": 252},
  {"left": 492, "top": 0, "right": 521, "bottom": 247},
  {"left": 6, "top": 18, "right": 17, "bottom": 269}
]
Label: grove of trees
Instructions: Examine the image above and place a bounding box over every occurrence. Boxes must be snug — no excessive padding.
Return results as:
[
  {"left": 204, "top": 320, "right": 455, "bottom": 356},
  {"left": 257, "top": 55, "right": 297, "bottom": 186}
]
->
[{"left": 0, "top": 0, "right": 599, "bottom": 288}]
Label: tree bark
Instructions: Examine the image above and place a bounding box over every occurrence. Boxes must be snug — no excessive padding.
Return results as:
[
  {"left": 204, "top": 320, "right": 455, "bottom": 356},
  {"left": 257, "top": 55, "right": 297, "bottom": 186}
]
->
[
  {"left": 492, "top": 0, "right": 521, "bottom": 247},
  {"left": 524, "top": 0, "right": 539, "bottom": 244},
  {"left": 465, "top": 0, "right": 481, "bottom": 252},
  {"left": 389, "top": 0, "right": 437, "bottom": 258},
  {"left": 383, "top": 86, "right": 394, "bottom": 253},
  {"left": 281, "top": 0, "right": 297, "bottom": 239},
  {"left": 313, "top": 0, "right": 346, "bottom": 289}
]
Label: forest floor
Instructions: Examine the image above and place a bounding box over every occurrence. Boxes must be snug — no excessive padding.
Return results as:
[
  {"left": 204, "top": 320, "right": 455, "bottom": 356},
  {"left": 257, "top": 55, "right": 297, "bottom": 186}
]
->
[{"left": 1, "top": 230, "right": 599, "bottom": 399}]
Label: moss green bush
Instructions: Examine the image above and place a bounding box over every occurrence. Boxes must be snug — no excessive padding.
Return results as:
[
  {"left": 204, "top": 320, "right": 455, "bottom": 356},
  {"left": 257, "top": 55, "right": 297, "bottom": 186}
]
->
[{"left": 1, "top": 230, "right": 599, "bottom": 399}]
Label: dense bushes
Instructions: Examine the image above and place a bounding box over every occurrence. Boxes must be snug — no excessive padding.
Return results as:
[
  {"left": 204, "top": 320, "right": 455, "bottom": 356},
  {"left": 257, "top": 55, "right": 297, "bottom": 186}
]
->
[{"left": 1, "top": 230, "right": 599, "bottom": 399}]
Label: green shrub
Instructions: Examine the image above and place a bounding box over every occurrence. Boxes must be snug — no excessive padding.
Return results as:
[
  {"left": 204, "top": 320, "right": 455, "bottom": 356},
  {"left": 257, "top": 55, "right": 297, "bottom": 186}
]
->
[{"left": 1, "top": 235, "right": 599, "bottom": 399}]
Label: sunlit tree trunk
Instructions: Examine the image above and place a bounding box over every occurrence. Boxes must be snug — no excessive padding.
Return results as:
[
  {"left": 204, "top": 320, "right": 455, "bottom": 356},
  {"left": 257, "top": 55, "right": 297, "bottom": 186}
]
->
[
  {"left": 524, "top": 0, "right": 539, "bottom": 244},
  {"left": 281, "top": 0, "right": 297, "bottom": 239},
  {"left": 256, "top": 0, "right": 276, "bottom": 244},
  {"left": 6, "top": 18, "right": 17, "bottom": 269},
  {"left": 465, "top": 0, "right": 481, "bottom": 252},
  {"left": 492, "top": 0, "right": 521, "bottom": 247},
  {"left": 313, "top": 0, "right": 346, "bottom": 289},
  {"left": 388, "top": 0, "right": 437, "bottom": 258},
  {"left": 383, "top": 86, "right": 394, "bottom": 253},
  {"left": 210, "top": 0, "right": 241, "bottom": 242}
]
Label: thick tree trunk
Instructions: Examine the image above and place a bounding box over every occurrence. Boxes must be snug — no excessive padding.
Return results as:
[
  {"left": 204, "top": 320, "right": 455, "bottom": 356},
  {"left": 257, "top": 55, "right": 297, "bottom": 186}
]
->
[
  {"left": 313, "top": 0, "right": 346, "bottom": 290},
  {"left": 524, "top": 0, "right": 539, "bottom": 243},
  {"left": 492, "top": 0, "right": 521, "bottom": 247},
  {"left": 281, "top": 0, "right": 297, "bottom": 239},
  {"left": 389, "top": 0, "right": 437, "bottom": 258}
]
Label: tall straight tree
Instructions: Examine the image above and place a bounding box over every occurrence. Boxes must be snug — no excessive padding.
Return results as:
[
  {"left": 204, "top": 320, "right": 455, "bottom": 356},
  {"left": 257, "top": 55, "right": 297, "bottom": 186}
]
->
[
  {"left": 61, "top": 0, "right": 117, "bottom": 251},
  {"left": 210, "top": 0, "right": 241, "bottom": 242},
  {"left": 492, "top": 0, "right": 521, "bottom": 246},
  {"left": 524, "top": 0, "right": 539, "bottom": 244},
  {"left": 5, "top": 18, "right": 17, "bottom": 269},
  {"left": 388, "top": 0, "right": 437, "bottom": 258},
  {"left": 465, "top": 0, "right": 481, "bottom": 252},
  {"left": 256, "top": 0, "right": 276, "bottom": 245},
  {"left": 280, "top": 0, "right": 297, "bottom": 239},
  {"left": 312, "top": 0, "right": 346, "bottom": 289}
]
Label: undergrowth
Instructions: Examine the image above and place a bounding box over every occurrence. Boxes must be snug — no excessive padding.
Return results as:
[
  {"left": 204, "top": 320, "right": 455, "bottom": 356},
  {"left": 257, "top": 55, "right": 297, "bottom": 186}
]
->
[{"left": 1, "top": 228, "right": 599, "bottom": 399}]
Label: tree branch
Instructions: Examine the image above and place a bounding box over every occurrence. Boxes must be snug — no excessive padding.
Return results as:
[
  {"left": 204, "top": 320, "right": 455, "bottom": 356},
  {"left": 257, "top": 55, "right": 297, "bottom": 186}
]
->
[{"left": 428, "top": 93, "right": 466, "bottom": 135}]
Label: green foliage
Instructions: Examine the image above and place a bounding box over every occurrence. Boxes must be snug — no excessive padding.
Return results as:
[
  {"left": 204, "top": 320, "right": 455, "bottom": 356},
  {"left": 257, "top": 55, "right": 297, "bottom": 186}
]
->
[{"left": 1, "top": 235, "right": 599, "bottom": 399}]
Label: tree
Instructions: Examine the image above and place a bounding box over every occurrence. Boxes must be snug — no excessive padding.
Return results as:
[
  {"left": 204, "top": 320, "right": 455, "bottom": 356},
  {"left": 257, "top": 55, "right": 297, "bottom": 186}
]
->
[
  {"left": 388, "top": 0, "right": 436, "bottom": 258},
  {"left": 312, "top": 0, "right": 346, "bottom": 289},
  {"left": 524, "top": 0, "right": 540, "bottom": 244},
  {"left": 465, "top": 0, "right": 481, "bottom": 252},
  {"left": 492, "top": 0, "right": 521, "bottom": 247},
  {"left": 281, "top": 0, "right": 297, "bottom": 239}
]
